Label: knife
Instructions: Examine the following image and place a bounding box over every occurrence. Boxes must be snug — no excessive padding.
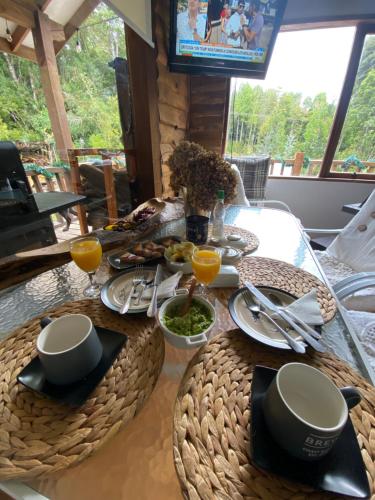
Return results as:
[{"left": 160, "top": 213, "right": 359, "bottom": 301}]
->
[
  {"left": 147, "top": 265, "right": 163, "bottom": 318},
  {"left": 245, "top": 281, "right": 326, "bottom": 353}
]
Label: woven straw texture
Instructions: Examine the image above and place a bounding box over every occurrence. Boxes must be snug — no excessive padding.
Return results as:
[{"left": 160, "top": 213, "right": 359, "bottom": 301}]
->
[
  {"left": 0, "top": 299, "right": 164, "bottom": 481},
  {"left": 208, "top": 225, "right": 259, "bottom": 253},
  {"left": 237, "top": 256, "right": 336, "bottom": 322},
  {"left": 173, "top": 330, "right": 375, "bottom": 499}
]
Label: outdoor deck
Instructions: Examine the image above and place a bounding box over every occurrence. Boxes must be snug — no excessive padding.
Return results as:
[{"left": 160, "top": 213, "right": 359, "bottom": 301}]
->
[{"left": 53, "top": 217, "right": 91, "bottom": 242}]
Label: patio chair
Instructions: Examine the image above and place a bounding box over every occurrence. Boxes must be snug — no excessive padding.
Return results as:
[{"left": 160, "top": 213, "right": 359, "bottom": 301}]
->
[
  {"left": 68, "top": 148, "right": 135, "bottom": 232},
  {"left": 224, "top": 155, "right": 270, "bottom": 201},
  {"left": 306, "top": 189, "right": 375, "bottom": 371},
  {"left": 306, "top": 188, "right": 375, "bottom": 298}
]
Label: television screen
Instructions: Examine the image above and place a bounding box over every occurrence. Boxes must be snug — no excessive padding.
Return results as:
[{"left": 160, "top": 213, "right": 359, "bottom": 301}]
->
[{"left": 169, "top": 0, "right": 287, "bottom": 78}]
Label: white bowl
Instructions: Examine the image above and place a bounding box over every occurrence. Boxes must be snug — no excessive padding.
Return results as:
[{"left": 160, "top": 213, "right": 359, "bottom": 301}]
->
[
  {"left": 164, "top": 254, "right": 193, "bottom": 274},
  {"left": 158, "top": 295, "right": 215, "bottom": 349}
]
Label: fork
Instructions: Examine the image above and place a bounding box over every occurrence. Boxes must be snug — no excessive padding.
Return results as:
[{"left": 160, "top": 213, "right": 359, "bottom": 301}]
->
[
  {"left": 243, "top": 292, "right": 306, "bottom": 353},
  {"left": 134, "top": 273, "right": 153, "bottom": 306},
  {"left": 119, "top": 266, "right": 144, "bottom": 314}
]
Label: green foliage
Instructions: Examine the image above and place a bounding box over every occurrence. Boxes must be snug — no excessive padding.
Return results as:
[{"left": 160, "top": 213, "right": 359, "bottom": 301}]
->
[
  {"left": 340, "top": 155, "right": 366, "bottom": 172},
  {"left": 226, "top": 34, "right": 375, "bottom": 167},
  {"left": 227, "top": 84, "right": 334, "bottom": 160},
  {"left": 24, "top": 163, "right": 54, "bottom": 179},
  {"left": 0, "top": 4, "right": 125, "bottom": 156}
]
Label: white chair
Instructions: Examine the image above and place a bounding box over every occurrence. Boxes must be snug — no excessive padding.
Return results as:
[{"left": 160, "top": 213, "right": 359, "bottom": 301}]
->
[
  {"left": 307, "top": 189, "right": 375, "bottom": 309},
  {"left": 307, "top": 189, "right": 375, "bottom": 374}
]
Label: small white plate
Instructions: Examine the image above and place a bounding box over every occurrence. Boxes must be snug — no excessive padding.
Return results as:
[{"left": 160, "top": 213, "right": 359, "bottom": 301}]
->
[{"left": 101, "top": 267, "right": 157, "bottom": 314}]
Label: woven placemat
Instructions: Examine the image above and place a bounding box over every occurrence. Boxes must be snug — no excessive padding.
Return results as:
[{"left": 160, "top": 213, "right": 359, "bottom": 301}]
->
[
  {"left": 208, "top": 225, "right": 259, "bottom": 253},
  {"left": 237, "top": 256, "right": 336, "bottom": 322},
  {"left": 173, "top": 329, "right": 375, "bottom": 499},
  {"left": 0, "top": 299, "right": 164, "bottom": 481}
]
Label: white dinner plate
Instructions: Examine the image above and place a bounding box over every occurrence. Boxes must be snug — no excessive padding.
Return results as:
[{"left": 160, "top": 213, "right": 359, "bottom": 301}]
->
[
  {"left": 228, "top": 286, "right": 304, "bottom": 350},
  {"left": 101, "top": 267, "right": 157, "bottom": 314}
]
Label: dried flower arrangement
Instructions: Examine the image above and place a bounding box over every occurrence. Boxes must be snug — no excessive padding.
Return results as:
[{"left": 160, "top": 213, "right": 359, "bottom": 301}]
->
[{"left": 167, "top": 141, "right": 237, "bottom": 212}]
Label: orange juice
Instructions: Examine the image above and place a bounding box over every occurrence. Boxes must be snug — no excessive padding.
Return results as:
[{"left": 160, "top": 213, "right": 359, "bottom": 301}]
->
[
  {"left": 192, "top": 249, "right": 221, "bottom": 285},
  {"left": 70, "top": 238, "right": 102, "bottom": 272}
]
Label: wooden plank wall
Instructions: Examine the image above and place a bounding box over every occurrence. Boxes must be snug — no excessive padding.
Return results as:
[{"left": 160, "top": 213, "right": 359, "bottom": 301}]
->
[
  {"left": 125, "top": 25, "right": 162, "bottom": 201},
  {"left": 128, "top": 0, "right": 230, "bottom": 198},
  {"left": 189, "top": 75, "right": 230, "bottom": 155},
  {"left": 153, "top": 0, "right": 189, "bottom": 196}
]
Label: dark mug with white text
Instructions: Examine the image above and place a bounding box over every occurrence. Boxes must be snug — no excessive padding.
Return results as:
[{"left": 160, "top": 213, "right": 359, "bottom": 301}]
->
[{"left": 263, "top": 363, "right": 361, "bottom": 461}]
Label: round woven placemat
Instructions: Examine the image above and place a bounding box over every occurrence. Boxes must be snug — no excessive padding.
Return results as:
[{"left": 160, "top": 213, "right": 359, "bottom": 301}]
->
[
  {"left": 0, "top": 299, "right": 164, "bottom": 481},
  {"left": 208, "top": 225, "right": 259, "bottom": 253},
  {"left": 173, "top": 330, "right": 375, "bottom": 499},
  {"left": 237, "top": 256, "right": 336, "bottom": 322}
]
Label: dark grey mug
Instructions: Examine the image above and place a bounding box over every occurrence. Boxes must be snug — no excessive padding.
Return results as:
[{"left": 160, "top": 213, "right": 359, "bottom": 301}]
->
[
  {"left": 263, "top": 363, "right": 361, "bottom": 461},
  {"left": 37, "top": 314, "right": 103, "bottom": 385}
]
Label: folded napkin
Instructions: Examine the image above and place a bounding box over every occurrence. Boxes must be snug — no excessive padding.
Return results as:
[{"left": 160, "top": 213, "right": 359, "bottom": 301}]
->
[
  {"left": 277, "top": 289, "right": 324, "bottom": 325},
  {"left": 143, "top": 271, "right": 183, "bottom": 300},
  {"left": 208, "top": 265, "right": 240, "bottom": 288}
]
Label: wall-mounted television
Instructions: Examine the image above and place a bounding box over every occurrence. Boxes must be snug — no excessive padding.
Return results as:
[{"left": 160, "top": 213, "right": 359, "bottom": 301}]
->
[{"left": 169, "top": 0, "right": 287, "bottom": 79}]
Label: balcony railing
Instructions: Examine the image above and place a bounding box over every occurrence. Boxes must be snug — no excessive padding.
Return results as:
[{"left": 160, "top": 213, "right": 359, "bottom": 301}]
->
[{"left": 267, "top": 152, "right": 375, "bottom": 177}]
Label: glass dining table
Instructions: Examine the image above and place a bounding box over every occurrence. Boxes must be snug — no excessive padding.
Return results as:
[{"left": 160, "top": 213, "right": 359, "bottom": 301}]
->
[{"left": 0, "top": 205, "right": 373, "bottom": 500}]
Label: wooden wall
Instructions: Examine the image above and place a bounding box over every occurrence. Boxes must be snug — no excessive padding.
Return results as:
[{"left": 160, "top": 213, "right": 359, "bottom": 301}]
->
[
  {"left": 127, "top": 0, "right": 231, "bottom": 199},
  {"left": 126, "top": 26, "right": 162, "bottom": 201},
  {"left": 153, "top": 0, "right": 189, "bottom": 196},
  {"left": 189, "top": 76, "right": 230, "bottom": 155}
]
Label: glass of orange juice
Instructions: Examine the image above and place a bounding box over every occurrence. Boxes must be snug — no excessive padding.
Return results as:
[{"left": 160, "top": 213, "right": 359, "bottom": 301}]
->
[
  {"left": 70, "top": 236, "right": 103, "bottom": 297},
  {"left": 191, "top": 245, "right": 221, "bottom": 296}
]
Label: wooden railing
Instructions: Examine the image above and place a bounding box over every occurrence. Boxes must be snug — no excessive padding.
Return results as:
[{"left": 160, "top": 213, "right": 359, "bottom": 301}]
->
[
  {"left": 26, "top": 167, "right": 72, "bottom": 193},
  {"left": 268, "top": 152, "right": 375, "bottom": 176}
]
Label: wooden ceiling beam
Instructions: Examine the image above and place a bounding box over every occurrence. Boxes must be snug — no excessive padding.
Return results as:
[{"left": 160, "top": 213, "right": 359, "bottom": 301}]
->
[
  {"left": 10, "top": 0, "right": 52, "bottom": 52},
  {"left": 0, "top": 36, "right": 36, "bottom": 62},
  {"left": 54, "top": 0, "right": 100, "bottom": 54},
  {"left": 0, "top": 0, "right": 35, "bottom": 28}
]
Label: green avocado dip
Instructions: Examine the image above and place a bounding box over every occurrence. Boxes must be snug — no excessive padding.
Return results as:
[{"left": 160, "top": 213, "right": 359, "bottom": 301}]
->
[{"left": 163, "top": 299, "right": 212, "bottom": 336}]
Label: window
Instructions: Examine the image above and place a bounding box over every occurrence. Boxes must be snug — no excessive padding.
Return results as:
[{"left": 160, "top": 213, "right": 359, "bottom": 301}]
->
[
  {"left": 324, "top": 29, "right": 375, "bottom": 178},
  {"left": 225, "top": 24, "right": 375, "bottom": 180}
]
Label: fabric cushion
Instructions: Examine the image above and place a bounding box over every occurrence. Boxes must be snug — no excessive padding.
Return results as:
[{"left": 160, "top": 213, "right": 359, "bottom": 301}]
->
[
  {"left": 224, "top": 156, "right": 270, "bottom": 200},
  {"left": 230, "top": 164, "right": 249, "bottom": 206},
  {"left": 345, "top": 309, "right": 375, "bottom": 373},
  {"left": 315, "top": 250, "right": 375, "bottom": 313}
]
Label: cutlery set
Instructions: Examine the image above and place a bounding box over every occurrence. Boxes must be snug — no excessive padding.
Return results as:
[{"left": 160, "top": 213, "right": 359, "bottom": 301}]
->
[
  {"left": 119, "top": 266, "right": 156, "bottom": 315},
  {"left": 244, "top": 281, "right": 326, "bottom": 354}
]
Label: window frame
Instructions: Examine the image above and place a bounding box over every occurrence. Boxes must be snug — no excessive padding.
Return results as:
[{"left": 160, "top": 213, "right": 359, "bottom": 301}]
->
[
  {"left": 225, "top": 21, "right": 375, "bottom": 182},
  {"left": 319, "top": 23, "right": 375, "bottom": 180}
]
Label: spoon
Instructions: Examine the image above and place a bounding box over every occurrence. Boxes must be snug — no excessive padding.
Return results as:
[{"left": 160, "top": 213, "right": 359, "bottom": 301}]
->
[{"left": 179, "top": 278, "right": 197, "bottom": 317}]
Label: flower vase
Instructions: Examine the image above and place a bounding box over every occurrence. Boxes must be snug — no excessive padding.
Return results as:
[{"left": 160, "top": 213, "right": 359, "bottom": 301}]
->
[{"left": 181, "top": 187, "right": 211, "bottom": 244}]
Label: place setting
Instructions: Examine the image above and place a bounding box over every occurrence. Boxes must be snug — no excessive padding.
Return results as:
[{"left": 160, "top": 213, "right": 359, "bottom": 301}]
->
[
  {"left": 173, "top": 331, "right": 374, "bottom": 499},
  {"left": 0, "top": 295, "right": 165, "bottom": 480}
]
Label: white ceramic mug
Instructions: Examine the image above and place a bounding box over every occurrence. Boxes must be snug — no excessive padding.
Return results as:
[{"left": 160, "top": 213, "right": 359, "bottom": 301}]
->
[
  {"left": 37, "top": 314, "right": 103, "bottom": 385},
  {"left": 263, "top": 363, "right": 361, "bottom": 461}
]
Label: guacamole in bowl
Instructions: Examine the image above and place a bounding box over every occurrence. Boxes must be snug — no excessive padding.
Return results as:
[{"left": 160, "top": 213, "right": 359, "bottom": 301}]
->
[
  {"left": 163, "top": 299, "right": 212, "bottom": 336},
  {"left": 158, "top": 295, "right": 215, "bottom": 349}
]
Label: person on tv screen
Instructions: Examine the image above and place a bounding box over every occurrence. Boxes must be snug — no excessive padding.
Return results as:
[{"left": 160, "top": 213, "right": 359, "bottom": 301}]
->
[
  {"left": 243, "top": 0, "right": 264, "bottom": 49},
  {"left": 177, "top": 0, "right": 208, "bottom": 45},
  {"left": 220, "top": 4, "right": 231, "bottom": 43},
  {"left": 225, "top": 2, "right": 247, "bottom": 47}
]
